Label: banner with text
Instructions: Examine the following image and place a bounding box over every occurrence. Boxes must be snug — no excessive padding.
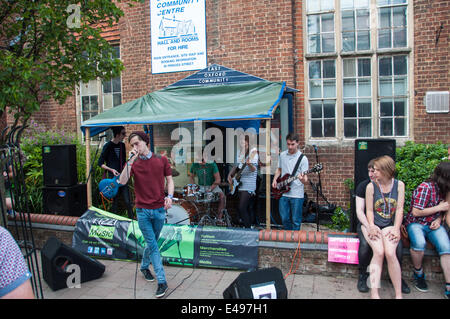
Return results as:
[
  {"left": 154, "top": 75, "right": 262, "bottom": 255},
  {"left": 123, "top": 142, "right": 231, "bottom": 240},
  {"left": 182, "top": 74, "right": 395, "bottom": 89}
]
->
[
  {"left": 72, "top": 207, "right": 258, "bottom": 270},
  {"left": 150, "top": 0, "right": 207, "bottom": 74}
]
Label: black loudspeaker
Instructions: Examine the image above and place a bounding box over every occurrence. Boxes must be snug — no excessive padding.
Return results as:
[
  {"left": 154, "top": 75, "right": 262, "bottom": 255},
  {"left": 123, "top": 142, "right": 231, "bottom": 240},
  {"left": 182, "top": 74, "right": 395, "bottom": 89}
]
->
[
  {"left": 41, "top": 237, "right": 105, "bottom": 291},
  {"left": 43, "top": 184, "right": 87, "bottom": 216},
  {"left": 223, "top": 267, "right": 287, "bottom": 299},
  {"left": 42, "top": 144, "right": 77, "bottom": 186},
  {"left": 351, "top": 139, "right": 396, "bottom": 231}
]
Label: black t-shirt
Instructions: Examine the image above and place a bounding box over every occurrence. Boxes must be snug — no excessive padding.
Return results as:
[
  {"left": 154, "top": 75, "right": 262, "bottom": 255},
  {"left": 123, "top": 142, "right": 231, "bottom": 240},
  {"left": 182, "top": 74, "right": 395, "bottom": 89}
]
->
[{"left": 355, "top": 179, "right": 370, "bottom": 199}]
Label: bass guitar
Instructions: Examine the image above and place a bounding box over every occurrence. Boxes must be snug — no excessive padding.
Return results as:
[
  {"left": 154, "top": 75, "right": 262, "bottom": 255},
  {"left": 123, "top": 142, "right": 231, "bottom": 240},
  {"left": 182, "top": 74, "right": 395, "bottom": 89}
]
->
[
  {"left": 99, "top": 176, "right": 123, "bottom": 200},
  {"left": 271, "top": 163, "right": 323, "bottom": 199}
]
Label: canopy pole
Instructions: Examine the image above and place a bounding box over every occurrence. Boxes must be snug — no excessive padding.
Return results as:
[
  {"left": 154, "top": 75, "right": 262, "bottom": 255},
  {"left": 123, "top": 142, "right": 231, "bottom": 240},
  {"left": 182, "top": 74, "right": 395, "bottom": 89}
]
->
[
  {"left": 85, "top": 128, "right": 92, "bottom": 207},
  {"left": 265, "top": 119, "right": 271, "bottom": 230}
]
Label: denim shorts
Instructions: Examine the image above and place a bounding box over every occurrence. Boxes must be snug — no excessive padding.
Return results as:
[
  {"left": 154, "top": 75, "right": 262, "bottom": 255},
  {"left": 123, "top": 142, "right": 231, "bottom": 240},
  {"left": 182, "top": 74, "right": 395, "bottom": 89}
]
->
[{"left": 407, "top": 223, "right": 450, "bottom": 256}]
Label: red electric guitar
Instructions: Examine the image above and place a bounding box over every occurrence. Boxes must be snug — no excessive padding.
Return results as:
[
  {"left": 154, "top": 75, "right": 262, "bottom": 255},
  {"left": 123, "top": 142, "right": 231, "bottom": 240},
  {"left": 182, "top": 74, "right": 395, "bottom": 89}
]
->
[{"left": 271, "top": 163, "right": 323, "bottom": 199}]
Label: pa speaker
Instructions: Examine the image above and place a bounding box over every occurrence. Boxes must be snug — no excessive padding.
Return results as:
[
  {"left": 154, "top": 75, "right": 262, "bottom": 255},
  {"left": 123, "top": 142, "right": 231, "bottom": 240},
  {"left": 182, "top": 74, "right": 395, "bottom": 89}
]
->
[
  {"left": 43, "top": 184, "right": 87, "bottom": 216},
  {"left": 352, "top": 139, "right": 396, "bottom": 231},
  {"left": 42, "top": 144, "right": 77, "bottom": 186},
  {"left": 41, "top": 237, "right": 105, "bottom": 291},
  {"left": 223, "top": 267, "right": 287, "bottom": 299},
  {"left": 354, "top": 139, "right": 396, "bottom": 188}
]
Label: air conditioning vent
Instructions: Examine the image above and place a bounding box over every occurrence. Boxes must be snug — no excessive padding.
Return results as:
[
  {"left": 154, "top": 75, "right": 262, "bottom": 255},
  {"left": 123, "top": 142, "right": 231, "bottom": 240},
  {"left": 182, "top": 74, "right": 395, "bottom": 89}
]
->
[{"left": 425, "top": 91, "right": 449, "bottom": 113}]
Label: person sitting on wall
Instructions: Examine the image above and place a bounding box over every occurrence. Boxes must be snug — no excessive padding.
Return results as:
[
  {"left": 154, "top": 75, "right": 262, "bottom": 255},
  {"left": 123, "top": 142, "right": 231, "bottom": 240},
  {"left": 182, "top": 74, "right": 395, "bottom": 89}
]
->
[
  {"left": 403, "top": 161, "right": 450, "bottom": 299},
  {"left": 361, "top": 155, "right": 405, "bottom": 299},
  {"left": 355, "top": 159, "right": 410, "bottom": 294}
]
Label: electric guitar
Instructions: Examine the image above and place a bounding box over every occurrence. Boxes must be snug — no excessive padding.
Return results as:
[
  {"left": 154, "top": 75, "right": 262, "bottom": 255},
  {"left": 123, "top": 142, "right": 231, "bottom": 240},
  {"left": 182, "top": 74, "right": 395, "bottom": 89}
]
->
[
  {"left": 271, "top": 163, "right": 323, "bottom": 199},
  {"left": 99, "top": 176, "right": 123, "bottom": 200},
  {"left": 229, "top": 150, "right": 258, "bottom": 195}
]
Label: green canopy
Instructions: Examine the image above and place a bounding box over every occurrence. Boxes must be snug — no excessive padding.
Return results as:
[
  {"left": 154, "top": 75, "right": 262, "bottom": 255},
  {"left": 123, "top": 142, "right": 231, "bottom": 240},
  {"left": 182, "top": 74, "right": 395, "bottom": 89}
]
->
[{"left": 81, "top": 81, "right": 286, "bottom": 136}]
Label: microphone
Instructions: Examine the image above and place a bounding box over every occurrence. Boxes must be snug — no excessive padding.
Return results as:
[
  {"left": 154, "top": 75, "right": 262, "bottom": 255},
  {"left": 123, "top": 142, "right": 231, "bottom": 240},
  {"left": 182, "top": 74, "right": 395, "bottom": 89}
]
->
[{"left": 128, "top": 152, "right": 135, "bottom": 160}]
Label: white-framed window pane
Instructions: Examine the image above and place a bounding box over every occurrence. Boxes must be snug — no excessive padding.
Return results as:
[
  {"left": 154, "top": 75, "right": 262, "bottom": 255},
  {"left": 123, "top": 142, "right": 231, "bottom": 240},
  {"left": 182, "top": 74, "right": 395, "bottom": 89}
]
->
[
  {"left": 311, "top": 101, "right": 323, "bottom": 118},
  {"left": 322, "top": 33, "right": 335, "bottom": 52},
  {"left": 380, "top": 118, "right": 393, "bottom": 136},
  {"left": 359, "top": 99, "right": 372, "bottom": 117},
  {"left": 344, "top": 99, "right": 357, "bottom": 117},
  {"left": 103, "top": 94, "right": 113, "bottom": 110},
  {"left": 324, "top": 119, "right": 336, "bottom": 137},
  {"left": 308, "top": 35, "right": 321, "bottom": 53},
  {"left": 342, "top": 10, "right": 355, "bottom": 31},
  {"left": 343, "top": 59, "right": 356, "bottom": 77},
  {"left": 311, "top": 120, "right": 323, "bottom": 137},
  {"left": 359, "top": 119, "right": 371, "bottom": 137},
  {"left": 395, "top": 117, "right": 406, "bottom": 136},
  {"left": 323, "top": 80, "right": 336, "bottom": 98},
  {"left": 309, "top": 61, "right": 322, "bottom": 78},
  {"left": 393, "top": 28, "right": 407, "bottom": 47},
  {"left": 310, "top": 80, "right": 322, "bottom": 98},
  {"left": 393, "top": 55, "right": 407, "bottom": 75},
  {"left": 344, "top": 119, "right": 357, "bottom": 137},
  {"left": 344, "top": 79, "right": 357, "bottom": 97},
  {"left": 380, "top": 99, "right": 393, "bottom": 116},
  {"left": 378, "top": 29, "right": 391, "bottom": 48},
  {"left": 358, "top": 79, "right": 371, "bottom": 96},
  {"left": 343, "top": 32, "right": 355, "bottom": 51},
  {"left": 323, "top": 60, "right": 336, "bottom": 77},
  {"left": 308, "top": 15, "right": 320, "bottom": 33},
  {"left": 379, "top": 57, "right": 392, "bottom": 76},
  {"left": 357, "top": 31, "right": 370, "bottom": 50},
  {"left": 113, "top": 93, "right": 122, "bottom": 107},
  {"left": 379, "top": 78, "right": 393, "bottom": 96}
]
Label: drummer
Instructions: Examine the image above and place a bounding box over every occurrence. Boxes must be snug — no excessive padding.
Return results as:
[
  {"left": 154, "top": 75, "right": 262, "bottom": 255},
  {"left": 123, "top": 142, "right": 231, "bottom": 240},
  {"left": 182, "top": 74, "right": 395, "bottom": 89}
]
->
[{"left": 189, "top": 154, "right": 226, "bottom": 219}]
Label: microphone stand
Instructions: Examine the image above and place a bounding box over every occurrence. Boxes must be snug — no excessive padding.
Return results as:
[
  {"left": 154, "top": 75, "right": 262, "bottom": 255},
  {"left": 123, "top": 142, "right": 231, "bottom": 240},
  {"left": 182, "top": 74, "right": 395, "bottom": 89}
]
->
[
  {"left": 85, "top": 134, "right": 107, "bottom": 185},
  {"left": 312, "top": 146, "right": 322, "bottom": 231}
]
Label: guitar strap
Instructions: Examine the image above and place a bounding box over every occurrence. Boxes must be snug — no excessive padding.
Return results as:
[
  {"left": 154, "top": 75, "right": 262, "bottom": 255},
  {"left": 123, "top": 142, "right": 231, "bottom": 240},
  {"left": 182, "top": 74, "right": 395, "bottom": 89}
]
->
[{"left": 290, "top": 153, "right": 304, "bottom": 179}]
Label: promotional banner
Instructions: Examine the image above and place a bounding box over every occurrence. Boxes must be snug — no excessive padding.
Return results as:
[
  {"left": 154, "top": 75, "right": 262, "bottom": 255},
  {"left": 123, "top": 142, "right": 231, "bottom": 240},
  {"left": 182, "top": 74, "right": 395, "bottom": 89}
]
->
[
  {"left": 72, "top": 207, "right": 259, "bottom": 270},
  {"left": 150, "top": 0, "right": 207, "bottom": 74},
  {"left": 327, "top": 235, "right": 359, "bottom": 265}
]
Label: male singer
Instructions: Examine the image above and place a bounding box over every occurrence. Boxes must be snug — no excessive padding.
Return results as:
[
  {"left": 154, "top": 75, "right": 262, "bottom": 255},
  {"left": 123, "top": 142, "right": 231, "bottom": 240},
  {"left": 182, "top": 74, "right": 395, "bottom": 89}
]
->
[{"left": 119, "top": 131, "right": 173, "bottom": 298}]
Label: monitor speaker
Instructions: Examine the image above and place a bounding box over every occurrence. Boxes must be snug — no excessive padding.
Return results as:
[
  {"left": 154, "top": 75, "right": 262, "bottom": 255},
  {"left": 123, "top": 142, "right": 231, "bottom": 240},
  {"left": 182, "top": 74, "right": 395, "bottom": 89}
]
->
[
  {"left": 223, "top": 267, "right": 287, "bottom": 299},
  {"left": 43, "top": 184, "right": 87, "bottom": 217},
  {"left": 351, "top": 139, "right": 396, "bottom": 231},
  {"left": 41, "top": 237, "right": 105, "bottom": 291},
  {"left": 42, "top": 144, "right": 77, "bottom": 186}
]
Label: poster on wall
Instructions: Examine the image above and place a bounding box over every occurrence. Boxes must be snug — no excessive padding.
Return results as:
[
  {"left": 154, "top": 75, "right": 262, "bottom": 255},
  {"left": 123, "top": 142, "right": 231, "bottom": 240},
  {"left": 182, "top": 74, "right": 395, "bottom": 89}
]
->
[{"left": 150, "top": 0, "right": 207, "bottom": 74}]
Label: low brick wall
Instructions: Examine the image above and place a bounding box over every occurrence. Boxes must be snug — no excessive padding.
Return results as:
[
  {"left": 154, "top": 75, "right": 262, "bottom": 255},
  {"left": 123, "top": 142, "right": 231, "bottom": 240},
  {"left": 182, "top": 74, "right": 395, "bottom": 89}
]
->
[{"left": 7, "top": 213, "right": 444, "bottom": 282}]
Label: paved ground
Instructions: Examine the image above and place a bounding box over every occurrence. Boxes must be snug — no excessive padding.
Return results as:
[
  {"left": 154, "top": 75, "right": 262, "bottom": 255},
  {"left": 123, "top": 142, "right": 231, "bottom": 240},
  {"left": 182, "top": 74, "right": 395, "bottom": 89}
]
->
[{"left": 39, "top": 258, "right": 446, "bottom": 300}]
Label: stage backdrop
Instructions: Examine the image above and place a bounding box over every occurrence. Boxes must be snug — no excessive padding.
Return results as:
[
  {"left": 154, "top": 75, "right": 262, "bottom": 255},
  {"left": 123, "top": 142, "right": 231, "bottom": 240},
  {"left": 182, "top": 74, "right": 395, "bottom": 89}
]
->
[{"left": 72, "top": 207, "right": 259, "bottom": 270}]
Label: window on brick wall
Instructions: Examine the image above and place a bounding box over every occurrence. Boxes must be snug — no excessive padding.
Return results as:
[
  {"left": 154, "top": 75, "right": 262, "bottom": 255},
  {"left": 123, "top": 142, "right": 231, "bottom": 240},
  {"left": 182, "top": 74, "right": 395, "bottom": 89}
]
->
[
  {"left": 305, "top": 0, "right": 411, "bottom": 142},
  {"left": 78, "top": 44, "right": 122, "bottom": 139}
]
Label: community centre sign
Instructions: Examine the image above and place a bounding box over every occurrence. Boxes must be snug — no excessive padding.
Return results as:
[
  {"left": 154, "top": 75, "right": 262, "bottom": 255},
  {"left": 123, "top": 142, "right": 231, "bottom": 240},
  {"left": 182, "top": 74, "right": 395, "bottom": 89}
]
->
[{"left": 150, "top": 0, "right": 207, "bottom": 74}]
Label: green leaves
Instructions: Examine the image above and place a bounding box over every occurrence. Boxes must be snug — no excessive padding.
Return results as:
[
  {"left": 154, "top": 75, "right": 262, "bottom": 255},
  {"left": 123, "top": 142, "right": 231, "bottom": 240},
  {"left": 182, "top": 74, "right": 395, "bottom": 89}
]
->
[
  {"left": 396, "top": 141, "right": 448, "bottom": 213},
  {"left": 0, "top": 0, "right": 136, "bottom": 125}
]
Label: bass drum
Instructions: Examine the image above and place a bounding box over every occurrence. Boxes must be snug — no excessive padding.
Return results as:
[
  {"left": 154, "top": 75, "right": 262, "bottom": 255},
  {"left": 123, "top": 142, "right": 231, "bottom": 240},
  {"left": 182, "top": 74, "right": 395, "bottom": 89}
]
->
[{"left": 165, "top": 201, "right": 199, "bottom": 225}]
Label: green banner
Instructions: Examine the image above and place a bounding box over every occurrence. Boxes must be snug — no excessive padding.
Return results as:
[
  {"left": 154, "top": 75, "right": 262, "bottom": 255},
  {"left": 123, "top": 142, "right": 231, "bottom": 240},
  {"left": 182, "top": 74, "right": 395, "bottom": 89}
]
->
[{"left": 72, "top": 207, "right": 259, "bottom": 270}]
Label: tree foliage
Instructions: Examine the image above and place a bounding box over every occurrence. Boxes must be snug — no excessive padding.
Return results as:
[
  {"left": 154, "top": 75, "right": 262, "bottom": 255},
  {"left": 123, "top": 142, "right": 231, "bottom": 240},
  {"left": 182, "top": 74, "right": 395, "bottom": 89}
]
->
[{"left": 0, "top": 0, "right": 137, "bottom": 125}]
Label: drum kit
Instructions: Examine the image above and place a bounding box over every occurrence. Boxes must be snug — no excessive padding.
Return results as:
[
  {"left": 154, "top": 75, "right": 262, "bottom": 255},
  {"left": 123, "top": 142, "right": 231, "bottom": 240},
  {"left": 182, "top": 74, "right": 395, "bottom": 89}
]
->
[{"left": 165, "top": 184, "right": 220, "bottom": 226}]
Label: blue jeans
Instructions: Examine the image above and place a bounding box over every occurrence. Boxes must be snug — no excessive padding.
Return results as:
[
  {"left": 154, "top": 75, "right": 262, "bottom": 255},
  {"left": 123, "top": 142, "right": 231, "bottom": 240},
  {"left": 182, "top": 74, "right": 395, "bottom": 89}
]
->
[
  {"left": 279, "top": 196, "right": 304, "bottom": 230},
  {"left": 407, "top": 223, "right": 450, "bottom": 256},
  {"left": 136, "top": 207, "right": 167, "bottom": 284}
]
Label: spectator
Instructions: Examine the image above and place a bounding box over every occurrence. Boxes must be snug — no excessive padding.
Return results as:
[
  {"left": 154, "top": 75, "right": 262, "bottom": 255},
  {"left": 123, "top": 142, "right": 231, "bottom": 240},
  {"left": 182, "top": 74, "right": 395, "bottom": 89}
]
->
[
  {"left": 403, "top": 161, "right": 450, "bottom": 299},
  {"left": 0, "top": 226, "right": 34, "bottom": 299},
  {"left": 361, "top": 155, "right": 405, "bottom": 299}
]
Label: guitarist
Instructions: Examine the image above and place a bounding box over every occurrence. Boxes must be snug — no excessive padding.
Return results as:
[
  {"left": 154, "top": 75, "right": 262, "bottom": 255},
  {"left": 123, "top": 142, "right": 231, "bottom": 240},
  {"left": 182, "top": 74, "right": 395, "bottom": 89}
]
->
[
  {"left": 98, "top": 126, "right": 133, "bottom": 219},
  {"left": 271, "top": 133, "right": 309, "bottom": 230},
  {"left": 227, "top": 135, "right": 259, "bottom": 228}
]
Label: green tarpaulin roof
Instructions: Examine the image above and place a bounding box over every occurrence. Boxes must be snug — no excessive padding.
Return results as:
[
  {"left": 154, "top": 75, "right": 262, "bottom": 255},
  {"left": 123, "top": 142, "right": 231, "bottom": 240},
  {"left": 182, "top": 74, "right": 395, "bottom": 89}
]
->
[{"left": 81, "top": 81, "right": 286, "bottom": 136}]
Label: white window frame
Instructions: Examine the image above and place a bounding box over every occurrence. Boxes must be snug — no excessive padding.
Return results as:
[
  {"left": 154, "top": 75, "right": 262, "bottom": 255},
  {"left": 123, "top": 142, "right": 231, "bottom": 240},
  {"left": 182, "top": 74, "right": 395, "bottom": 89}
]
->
[{"left": 304, "top": 0, "right": 413, "bottom": 145}]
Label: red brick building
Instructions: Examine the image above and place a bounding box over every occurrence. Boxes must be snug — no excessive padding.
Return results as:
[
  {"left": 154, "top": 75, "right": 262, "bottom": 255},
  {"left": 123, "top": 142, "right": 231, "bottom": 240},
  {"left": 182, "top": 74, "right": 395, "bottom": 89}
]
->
[{"left": 5, "top": 0, "right": 449, "bottom": 210}]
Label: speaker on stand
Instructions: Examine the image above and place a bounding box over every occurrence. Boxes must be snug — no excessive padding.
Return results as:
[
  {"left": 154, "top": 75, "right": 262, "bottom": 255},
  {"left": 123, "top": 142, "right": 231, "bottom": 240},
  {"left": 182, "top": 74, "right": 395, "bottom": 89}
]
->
[
  {"left": 41, "top": 237, "right": 105, "bottom": 291},
  {"left": 351, "top": 139, "right": 396, "bottom": 232},
  {"left": 42, "top": 144, "right": 78, "bottom": 187}
]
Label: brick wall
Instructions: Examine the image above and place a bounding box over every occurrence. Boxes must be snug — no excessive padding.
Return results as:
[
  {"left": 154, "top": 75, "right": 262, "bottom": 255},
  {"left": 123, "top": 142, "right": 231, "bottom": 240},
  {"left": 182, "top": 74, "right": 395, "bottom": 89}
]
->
[
  {"left": 3, "top": 0, "right": 449, "bottom": 208},
  {"left": 413, "top": 0, "right": 450, "bottom": 144}
]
